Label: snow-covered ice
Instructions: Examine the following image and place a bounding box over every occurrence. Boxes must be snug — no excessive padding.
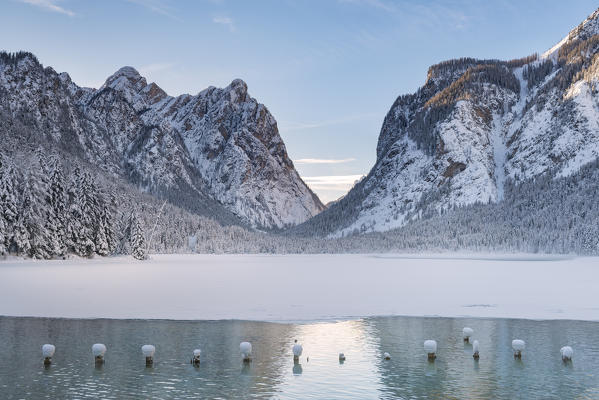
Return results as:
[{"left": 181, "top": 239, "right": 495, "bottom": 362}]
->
[{"left": 0, "top": 254, "right": 598, "bottom": 322}]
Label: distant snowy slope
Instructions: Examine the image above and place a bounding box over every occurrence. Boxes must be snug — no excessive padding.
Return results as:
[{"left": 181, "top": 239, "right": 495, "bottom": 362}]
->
[
  {"left": 0, "top": 52, "right": 324, "bottom": 228},
  {"left": 295, "top": 7, "right": 599, "bottom": 237}
]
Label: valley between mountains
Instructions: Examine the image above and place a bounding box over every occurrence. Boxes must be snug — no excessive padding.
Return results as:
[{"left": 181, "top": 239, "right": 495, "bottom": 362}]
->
[{"left": 1, "top": 8, "right": 599, "bottom": 257}]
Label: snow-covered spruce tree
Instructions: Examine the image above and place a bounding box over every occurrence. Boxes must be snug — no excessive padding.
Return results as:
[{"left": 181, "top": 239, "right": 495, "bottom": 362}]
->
[
  {"left": 0, "top": 156, "right": 19, "bottom": 252},
  {"left": 91, "top": 186, "right": 110, "bottom": 256},
  {"left": 66, "top": 167, "right": 96, "bottom": 257},
  {"left": 0, "top": 156, "right": 8, "bottom": 255},
  {"left": 114, "top": 203, "right": 132, "bottom": 255},
  {"left": 129, "top": 213, "right": 147, "bottom": 260},
  {"left": 14, "top": 175, "right": 50, "bottom": 257},
  {"left": 65, "top": 166, "right": 80, "bottom": 254},
  {"left": 25, "top": 150, "right": 54, "bottom": 259},
  {"left": 95, "top": 219, "right": 110, "bottom": 256},
  {"left": 0, "top": 214, "right": 5, "bottom": 256},
  {"left": 102, "top": 189, "right": 117, "bottom": 254},
  {"left": 47, "top": 156, "right": 67, "bottom": 257},
  {"left": 12, "top": 215, "right": 30, "bottom": 257}
]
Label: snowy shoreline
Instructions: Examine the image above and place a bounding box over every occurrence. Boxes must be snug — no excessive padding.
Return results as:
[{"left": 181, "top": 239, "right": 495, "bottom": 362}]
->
[
  {"left": 1, "top": 253, "right": 597, "bottom": 322},
  {"left": 2, "top": 312, "right": 598, "bottom": 325}
]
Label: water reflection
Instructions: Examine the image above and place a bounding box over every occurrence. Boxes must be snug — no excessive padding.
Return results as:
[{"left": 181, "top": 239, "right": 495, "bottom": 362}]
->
[
  {"left": 368, "top": 317, "right": 599, "bottom": 400},
  {"left": 292, "top": 363, "right": 302, "bottom": 375},
  {"left": 0, "top": 316, "right": 598, "bottom": 399}
]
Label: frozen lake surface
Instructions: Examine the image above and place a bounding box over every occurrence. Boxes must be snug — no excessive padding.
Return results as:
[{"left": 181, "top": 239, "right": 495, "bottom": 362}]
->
[{"left": 0, "top": 254, "right": 598, "bottom": 321}]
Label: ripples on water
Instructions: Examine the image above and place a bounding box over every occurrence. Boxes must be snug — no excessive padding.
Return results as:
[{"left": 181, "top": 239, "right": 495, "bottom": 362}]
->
[{"left": 0, "top": 316, "right": 598, "bottom": 399}]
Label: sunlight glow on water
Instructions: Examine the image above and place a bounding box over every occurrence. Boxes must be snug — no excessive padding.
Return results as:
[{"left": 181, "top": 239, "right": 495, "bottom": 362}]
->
[{"left": 0, "top": 316, "right": 598, "bottom": 399}]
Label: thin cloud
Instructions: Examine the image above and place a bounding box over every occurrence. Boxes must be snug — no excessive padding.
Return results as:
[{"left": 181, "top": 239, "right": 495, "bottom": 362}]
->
[
  {"left": 338, "top": 0, "right": 472, "bottom": 31},
  {"left": 213, "top": 16, "right": 236, "bottom": 32},
  {"left": 337, "top": 0, "right": 395, "bottom": 12},
  {"left": 19, "top": 0, "right": 75, "bottom": 16},
  {"left": 302, "top": 175, "right": 365, "bottom": 191},
  {"left": 282, "top": 113, "right": 379, "bottom": 131},
  {"left": 294, "top": 158, "right": 356, "bottom": 165},
  {"left": 126, "top": 0, "right": 181, "bottom": 20}
]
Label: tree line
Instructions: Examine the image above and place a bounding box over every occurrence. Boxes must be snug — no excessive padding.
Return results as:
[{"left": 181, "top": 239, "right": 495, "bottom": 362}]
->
[
  {"left": 2, "top": 146, "right": 598, "bottom": 259},
  {"left": 0, "top": 150, "right": 147, "bottom": 259}
]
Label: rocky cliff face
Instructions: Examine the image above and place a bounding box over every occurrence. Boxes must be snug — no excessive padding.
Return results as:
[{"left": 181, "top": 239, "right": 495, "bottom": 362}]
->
[
  {"left": 302, "top": 7, "right": 599, "bottom": 237},
  {"left": 0, "top": 53, "right": 324, "bottom": 228}
]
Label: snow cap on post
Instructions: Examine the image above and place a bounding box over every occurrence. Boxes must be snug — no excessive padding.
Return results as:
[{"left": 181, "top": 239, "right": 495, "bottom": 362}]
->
[
  {"left": 92, "top": 343, "right": 107, "bottom": 357},
  {"left": 424, "top": 340, "right": 437, "bottom": 361},
  {"left": 560, "top": 346, "right": 573, "bottom": 361},
  {"left": 42, "top": 344, "right": 55, "bottom": 358},
  {"left": 292, "top": 341, "right": 303, "bottom": 358},
  {"left": 512, "top": 339, "right": 525, "bottom": 358},
  {"left": 472, "top": 340, "right": 480, "bottom": 360},
  {"left": 42, "top": 344, "right": 55, "bottom": 366},
  {"left": 240, "top": 342, "right": 252, "bottom": 362},
  {"left": 191, "top": 348, "right": 201, "bottom": 365},
  {"left": 462, "top": 327, "right": 474, "bottom": 341},
  {"left": 142, "top": 344, "right": 155, "bottom": 357}
]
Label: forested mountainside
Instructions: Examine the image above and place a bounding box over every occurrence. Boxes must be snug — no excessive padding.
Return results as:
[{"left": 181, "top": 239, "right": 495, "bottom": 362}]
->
[
  {"left": 0, "top": 52, "right": 323, "bottom": 230},
  {"left": 294, "top": 7, "right": 599, "bottom": 237},
  {"left": 3, "top": 8, "right": 599, "bottom": 259},
  {"left": 1, "top": 140, "right": 596, "bottom": 259}
]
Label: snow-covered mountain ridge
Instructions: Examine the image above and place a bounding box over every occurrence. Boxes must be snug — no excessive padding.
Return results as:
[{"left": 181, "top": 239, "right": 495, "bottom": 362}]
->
[
  {"left": 296, "top": 7, "right": 599, "bottom": 237},
  {"left": 0, "top": 53, "right": 324, "bottom": 228}
]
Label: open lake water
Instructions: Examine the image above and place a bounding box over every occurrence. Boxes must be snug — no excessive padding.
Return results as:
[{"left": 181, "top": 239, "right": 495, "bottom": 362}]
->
[{"left": 0, "top": 316, "right": 598, "bottom": 399}]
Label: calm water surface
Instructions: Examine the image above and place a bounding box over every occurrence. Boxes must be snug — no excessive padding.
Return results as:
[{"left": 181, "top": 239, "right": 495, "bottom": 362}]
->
[{"left": 0, "top": 316, "right": 598, "bottom": 399}]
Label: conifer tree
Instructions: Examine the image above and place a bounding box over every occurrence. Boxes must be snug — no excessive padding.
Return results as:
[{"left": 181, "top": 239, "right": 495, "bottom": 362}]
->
[
  {"left": 94, "top": 197, "right": 110, "bottom": 257},
  {"left": 0, "top": 157, "right": 19, "bottom": 251},
  {"left": 77, "top": 172, "right": 98, "bottom": 257},
  {"left": 47, "top": 156, "right": 67, "bottom": 257},
  {"left": 66, "top": 166, "right": 96, "bottom": 257},
  {"left": 130, "top": 213, "right": 147, "bottom": 260},
  {"left": 96, "top": 194, "right": 115, "bottom": 256},
  {"left": 13, "top": 178, "right": 33, "bottom": 256},
  {"left": 27, "top": 151, "right": 53, "bottom": 258},
  {"left": 0, "top": 217, "right": 5, "bottom": 256},
  {"left": 0, "top": 155, "right": 7, "bottom": 255}
]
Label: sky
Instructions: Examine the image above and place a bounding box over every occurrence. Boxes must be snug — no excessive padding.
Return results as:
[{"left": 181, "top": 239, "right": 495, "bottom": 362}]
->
[{"left": 1, "top": 0, "right": 598, "bottom": 203}]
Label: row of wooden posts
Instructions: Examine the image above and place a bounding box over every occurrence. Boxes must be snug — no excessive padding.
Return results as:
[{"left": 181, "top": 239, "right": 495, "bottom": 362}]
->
[{"left": 40, "top": 327, "right": 574, "bottom": 367}]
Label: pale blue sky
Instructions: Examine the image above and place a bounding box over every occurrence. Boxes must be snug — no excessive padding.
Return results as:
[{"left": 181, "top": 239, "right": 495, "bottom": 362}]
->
[{"left": 2, "top": 0, "right": 597, "bottom": 202}]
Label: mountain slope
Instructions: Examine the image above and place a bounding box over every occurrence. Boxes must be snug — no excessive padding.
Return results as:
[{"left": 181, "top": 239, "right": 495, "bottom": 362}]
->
[
  {"left": 294, "top": 7, "right": 599, "bottom": 237},
  {"left": 0, "top": 52, "right": 324, "bottom": 228}
]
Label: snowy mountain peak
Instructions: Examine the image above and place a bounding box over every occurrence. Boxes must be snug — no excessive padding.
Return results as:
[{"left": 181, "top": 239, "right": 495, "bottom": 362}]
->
[
  {"left": 0, "top": 51, "right": 41, "bottom": 72},
  {"left": 543, "top": 7, "right": 599, "bottom": 59},
  {"left": 298, "top": 7, "right": 599, "bottom": 237},
  {"left": 569, "top": 7, "right": 599, "bottom": 42},
  {"left": 103, "top": 66, "right": 147, "bottom": 91},
  {"left": 425, "top": 58, "right": 484, "bottom": 86},
  {"left": 225, "top": 78, "right": 248, "bottom": 103},
  {"left": 0, "top": 52, "right": 323, "bottom": 228},
  {"left": 98, "top": 66, "right": 169, "bottom": 110},
  {"left": 113, "top": 65, "right": 142, "bottom": 78}
]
